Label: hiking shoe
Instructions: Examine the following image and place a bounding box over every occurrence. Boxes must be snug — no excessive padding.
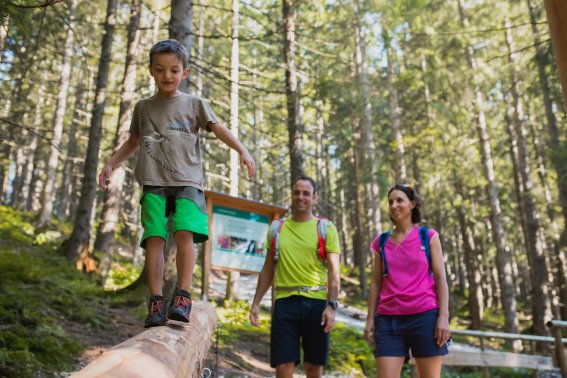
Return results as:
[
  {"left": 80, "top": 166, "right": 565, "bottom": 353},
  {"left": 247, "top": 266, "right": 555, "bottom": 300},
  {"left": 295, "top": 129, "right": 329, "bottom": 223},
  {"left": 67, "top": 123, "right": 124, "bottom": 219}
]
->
[
  {"left": 144, "top": 295, "right": 167, "bottom": 328},
  {"left": 168, "top": 289, "right": 192, "bottom": 323}
]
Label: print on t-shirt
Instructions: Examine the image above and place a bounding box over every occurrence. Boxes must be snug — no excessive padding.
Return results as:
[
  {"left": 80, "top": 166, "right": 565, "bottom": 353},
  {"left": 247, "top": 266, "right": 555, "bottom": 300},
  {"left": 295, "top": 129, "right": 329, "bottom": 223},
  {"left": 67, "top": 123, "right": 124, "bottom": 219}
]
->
[{"left": 141, "top": 104, "right": 186, "bottom": 177}]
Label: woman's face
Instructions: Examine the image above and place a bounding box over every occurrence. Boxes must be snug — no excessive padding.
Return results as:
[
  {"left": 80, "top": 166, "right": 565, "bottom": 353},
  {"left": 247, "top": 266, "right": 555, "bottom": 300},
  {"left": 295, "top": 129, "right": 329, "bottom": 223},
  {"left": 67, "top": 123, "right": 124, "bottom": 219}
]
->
[{"left": 388, "top": 189, "right": 416, "bottom": 223}]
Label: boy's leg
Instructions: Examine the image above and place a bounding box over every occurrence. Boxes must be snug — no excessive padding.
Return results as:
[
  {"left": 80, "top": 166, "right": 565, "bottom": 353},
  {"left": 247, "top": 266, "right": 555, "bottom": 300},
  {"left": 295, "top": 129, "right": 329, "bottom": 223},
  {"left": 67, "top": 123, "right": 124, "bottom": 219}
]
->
[
  {"left": 173, "top": 230, "right": 195, "bottom": 292},
  {"left": 145, "top": 236, "right": 166, "bottom": 296},
  {"left": 166, "top": 231, "right": 194, "bottom": 322}
]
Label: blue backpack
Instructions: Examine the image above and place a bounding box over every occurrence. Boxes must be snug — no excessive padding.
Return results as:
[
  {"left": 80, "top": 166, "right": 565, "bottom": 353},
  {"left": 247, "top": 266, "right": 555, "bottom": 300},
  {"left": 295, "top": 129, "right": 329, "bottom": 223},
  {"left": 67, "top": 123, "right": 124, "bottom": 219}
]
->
[{"left": 378, "top": 226, "right": 431, "bottom": 277}]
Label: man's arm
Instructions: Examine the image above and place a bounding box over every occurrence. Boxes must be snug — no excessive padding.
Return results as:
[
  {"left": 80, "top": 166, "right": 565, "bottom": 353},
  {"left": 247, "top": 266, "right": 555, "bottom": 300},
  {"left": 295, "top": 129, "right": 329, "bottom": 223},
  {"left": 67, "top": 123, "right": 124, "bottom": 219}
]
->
[
  {"left": 249, "top": 252, "right": 276, "bottom": 327},
  {"left": 321, "top": 252, "right": 340, "bottom": 333},
  {"left": 98, "top": 133, "right": 140, "bottom": 190},
  {"left": 208, "top": 122, "right": 256, "bottom": 179}
]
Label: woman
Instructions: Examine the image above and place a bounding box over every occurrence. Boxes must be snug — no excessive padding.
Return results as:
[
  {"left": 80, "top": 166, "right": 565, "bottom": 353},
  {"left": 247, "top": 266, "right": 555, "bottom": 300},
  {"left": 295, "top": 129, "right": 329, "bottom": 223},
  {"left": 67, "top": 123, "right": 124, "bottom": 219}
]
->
[{"left": 365, "top": 184, "right": 451, "bottom": 378}]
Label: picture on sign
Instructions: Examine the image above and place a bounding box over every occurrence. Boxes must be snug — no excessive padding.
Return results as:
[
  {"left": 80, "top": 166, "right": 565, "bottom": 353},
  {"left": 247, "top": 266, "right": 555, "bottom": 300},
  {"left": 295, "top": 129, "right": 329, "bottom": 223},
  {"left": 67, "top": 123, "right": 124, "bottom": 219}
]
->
[{"left": 211, "top": 205, "right": 270, "bottom": 272}]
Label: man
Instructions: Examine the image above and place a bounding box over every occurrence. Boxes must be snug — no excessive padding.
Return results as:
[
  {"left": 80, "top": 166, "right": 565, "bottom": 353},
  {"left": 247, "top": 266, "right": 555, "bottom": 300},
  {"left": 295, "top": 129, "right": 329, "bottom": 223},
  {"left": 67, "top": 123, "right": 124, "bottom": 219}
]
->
[{"left": 249, "top": 176, "right": 341, "bottom": 378}]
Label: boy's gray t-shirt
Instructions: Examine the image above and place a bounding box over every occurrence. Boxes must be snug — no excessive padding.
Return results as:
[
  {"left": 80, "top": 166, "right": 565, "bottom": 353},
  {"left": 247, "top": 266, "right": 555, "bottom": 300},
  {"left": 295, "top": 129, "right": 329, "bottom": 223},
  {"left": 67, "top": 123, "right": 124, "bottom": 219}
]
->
[{"left": 129, "top": 93, "right": 219, "bottom": 190}]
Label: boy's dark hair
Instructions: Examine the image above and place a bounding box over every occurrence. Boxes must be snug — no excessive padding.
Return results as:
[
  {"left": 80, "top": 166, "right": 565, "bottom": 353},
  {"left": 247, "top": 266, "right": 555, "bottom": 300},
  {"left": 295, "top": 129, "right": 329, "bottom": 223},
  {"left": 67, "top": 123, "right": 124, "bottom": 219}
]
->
[
  {"left": 292, "top": 176, "right": 318, "bottom": 194},
  {"left": 388, "top": 184, "right": 423, "bottom": 223},
  {"left": 149, "top": 39, "right": 189, "bottom": 68}
]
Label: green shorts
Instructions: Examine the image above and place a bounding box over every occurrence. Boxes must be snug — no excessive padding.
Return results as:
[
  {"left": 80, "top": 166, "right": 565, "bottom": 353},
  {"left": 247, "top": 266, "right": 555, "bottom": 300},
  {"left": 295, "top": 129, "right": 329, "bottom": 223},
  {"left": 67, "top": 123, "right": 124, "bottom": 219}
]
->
[{"left": 139, "top": 186, "right": 209, "bottom": 248}]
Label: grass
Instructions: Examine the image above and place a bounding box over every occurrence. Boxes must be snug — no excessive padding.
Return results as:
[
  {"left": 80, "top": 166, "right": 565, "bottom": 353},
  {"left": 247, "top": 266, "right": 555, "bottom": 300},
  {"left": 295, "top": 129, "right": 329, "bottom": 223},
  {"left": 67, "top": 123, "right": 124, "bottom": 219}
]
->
[{"left": 0, "top": 205, "right": 145, "bottom": 377}]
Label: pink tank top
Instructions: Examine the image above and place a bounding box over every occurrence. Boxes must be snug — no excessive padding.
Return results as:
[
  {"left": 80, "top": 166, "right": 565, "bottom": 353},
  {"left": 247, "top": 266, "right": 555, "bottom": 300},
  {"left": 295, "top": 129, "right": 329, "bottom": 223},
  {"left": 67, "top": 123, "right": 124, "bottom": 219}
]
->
[{"left": 370, "top": 226, "right": 439, "bottom": 315}]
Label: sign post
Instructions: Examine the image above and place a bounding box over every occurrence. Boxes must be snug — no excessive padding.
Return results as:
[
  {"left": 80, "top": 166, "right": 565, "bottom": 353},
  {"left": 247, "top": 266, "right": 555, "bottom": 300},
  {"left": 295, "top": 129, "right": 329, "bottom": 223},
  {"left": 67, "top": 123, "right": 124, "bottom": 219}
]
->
[{"left": 201, "top": 191, "right": 287, "bottom": 300}]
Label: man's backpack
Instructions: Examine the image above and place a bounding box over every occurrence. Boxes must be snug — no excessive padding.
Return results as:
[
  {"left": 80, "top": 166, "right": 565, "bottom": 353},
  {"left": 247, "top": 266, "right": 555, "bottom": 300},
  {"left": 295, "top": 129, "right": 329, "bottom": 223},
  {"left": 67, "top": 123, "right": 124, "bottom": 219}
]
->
[
  {"left": 269, "top": 218, "right": 330, "bottom": 262},
  {"left": 378, "top": 226, "right": 431, "bottom": 277}
]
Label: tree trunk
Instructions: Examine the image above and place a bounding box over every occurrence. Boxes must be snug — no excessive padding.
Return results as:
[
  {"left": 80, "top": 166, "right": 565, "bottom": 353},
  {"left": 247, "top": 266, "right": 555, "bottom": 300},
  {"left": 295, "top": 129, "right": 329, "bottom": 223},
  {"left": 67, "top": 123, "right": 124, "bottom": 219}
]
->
[
  {"left": 354, "top": 2, "right": 381, "bottom": 239},
  {"left": 57, "top": 67, "right": 86, "bottom": 218},
  {"left": 225, "top": 0, "right": 240, "bottom": 302},
  {"left": 384, "top": 33, "right": 406, "bottom": 183},
  {"left": 38, "top": 0, "right": 78, "bottom": 226},
  {"left": 94, "top": 0, "right": 141, "bottom": 254},
  {"left": 457, "top": 0, "right": 519, "bottom": 342},
  {"left": 352, "top": 118, "right": 367, "bottom": 297},
  {"left": 22, "top": 85, "right": 44, "bottom": 211},
  {"left": 505, "top": 20, "right": 552, "bottom": 336},
  {"left": 195, "top": 6, "right": 205, "bottom": 97},
  {"left": 0, "top": 14, "right": 8, "bottom": 59},
  {"left": 282, "top": 0, "right": 305, "bottom": 184},
  {"left": 169, "top": 0, "right": 193, "bottom": 93},
  {"left": 65, "top": 0, "right": 117, "bottom": 270},
  {"left": 528, "top": 0, "right": 567, "bottom": 320},
  {"left": 454, "top": 176, "right": 483, "bottom": 329}
]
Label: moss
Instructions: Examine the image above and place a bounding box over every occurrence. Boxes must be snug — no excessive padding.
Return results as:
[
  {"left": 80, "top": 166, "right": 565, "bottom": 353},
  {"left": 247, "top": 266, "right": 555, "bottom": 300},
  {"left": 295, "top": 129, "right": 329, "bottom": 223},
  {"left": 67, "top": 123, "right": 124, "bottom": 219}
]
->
[{"left": 0, "top": 205, "right": 123, "bottom": 376}]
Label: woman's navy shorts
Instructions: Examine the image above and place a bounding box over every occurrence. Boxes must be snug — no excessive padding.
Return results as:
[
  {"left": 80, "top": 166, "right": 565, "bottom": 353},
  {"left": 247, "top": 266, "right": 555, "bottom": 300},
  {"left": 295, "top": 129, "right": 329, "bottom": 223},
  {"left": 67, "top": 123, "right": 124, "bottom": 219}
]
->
[
  {"left": 270, "top": 295, "right": 329, "bottom": 368},
  {"left": 373, "top": 308, "right": 449, "bottom": 358}
]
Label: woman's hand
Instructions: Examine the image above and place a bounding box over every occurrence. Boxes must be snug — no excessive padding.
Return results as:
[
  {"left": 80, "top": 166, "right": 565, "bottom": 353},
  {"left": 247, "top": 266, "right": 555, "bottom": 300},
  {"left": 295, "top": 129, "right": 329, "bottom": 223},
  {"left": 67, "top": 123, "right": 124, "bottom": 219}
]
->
[
  {"left": 364, "top": 318, "right": 375, "bottom": 345},
  {"left": 435, "top": 315, "right": 451, "bottom": 347}
]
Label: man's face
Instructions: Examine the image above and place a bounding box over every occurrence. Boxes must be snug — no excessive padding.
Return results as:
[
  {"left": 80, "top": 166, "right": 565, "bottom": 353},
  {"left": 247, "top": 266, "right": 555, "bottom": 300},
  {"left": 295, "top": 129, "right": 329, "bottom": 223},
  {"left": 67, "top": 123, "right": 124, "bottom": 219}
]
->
[{"left": 291, "top": 179, "right": 317, "bottom": 214}]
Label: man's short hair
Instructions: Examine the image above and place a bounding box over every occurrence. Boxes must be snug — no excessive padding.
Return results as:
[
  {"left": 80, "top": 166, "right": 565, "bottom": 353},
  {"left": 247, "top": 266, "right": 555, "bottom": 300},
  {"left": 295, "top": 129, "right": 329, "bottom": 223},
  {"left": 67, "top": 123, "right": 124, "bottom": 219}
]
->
[
  {"left": 149, "top": 39, "right": 189, "bottom": 68},
  {"left": 292, "top": 176, "right": 318, "bottom": 194}
]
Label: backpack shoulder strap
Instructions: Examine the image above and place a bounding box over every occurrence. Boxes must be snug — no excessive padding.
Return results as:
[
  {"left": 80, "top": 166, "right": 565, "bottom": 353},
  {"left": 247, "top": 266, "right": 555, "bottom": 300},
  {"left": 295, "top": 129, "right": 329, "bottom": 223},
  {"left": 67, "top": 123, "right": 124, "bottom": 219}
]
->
[
  {"left": 418, "top": 226, "right": 432, "bottom": 272},
  {"left": 378, "top": 230, "right": 391, "bottom": 276},
  {"left": 270, "top": 218, "right": 285, "bottom": 262},
  {"left": 317, "top": 218, "right": 331, "bottom": 260}
]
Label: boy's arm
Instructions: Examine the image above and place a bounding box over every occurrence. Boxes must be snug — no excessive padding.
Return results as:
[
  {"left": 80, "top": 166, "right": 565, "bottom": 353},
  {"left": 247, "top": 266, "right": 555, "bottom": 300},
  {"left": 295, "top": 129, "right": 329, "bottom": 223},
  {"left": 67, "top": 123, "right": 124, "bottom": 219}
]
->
[
  {"left": 208, "top": 122, "right": 256, "bottom": 179},
  {"left": 98, "top": 133, "right": 140, "bottom": 191}
]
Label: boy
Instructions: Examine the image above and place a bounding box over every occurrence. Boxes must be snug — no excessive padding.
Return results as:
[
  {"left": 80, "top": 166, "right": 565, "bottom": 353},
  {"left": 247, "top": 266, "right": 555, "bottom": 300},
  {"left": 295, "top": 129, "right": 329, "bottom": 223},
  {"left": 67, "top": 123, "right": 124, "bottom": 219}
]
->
[{"left": 98, "top": 39, "right": 256, "bottom": 327}]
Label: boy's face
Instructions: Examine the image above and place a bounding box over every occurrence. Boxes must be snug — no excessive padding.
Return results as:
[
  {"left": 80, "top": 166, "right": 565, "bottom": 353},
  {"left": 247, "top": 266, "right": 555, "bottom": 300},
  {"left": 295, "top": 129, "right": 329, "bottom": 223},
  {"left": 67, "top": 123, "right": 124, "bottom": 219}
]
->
[{"left": 149, "top": 53, "right": 188, "bottom": 97}]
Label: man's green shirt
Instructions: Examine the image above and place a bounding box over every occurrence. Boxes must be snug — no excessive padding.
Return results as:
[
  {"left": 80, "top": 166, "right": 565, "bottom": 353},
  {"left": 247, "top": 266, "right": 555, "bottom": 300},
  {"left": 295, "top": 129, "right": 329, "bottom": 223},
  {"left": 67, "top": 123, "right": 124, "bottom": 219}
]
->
[{"left": 266, "top": 218, "right": 341, "bottom": 300}]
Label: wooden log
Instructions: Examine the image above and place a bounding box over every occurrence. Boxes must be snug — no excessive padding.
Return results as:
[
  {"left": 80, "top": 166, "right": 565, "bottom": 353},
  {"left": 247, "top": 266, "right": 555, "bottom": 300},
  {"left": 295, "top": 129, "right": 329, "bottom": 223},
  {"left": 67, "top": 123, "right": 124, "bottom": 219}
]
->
[
  {"left": 71, "top": 302, "right": 217, "bottom": 378},
  {"left": 544, "top": 0, "right": 567, "bottom": 107}
]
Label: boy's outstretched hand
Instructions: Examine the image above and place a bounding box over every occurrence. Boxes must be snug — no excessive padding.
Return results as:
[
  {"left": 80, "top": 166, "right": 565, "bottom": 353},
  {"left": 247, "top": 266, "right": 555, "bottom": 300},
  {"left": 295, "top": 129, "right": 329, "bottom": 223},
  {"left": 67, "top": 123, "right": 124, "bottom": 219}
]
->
[
  {"left": 240, "top": 150, "right": 256, "bottom": 179},
  {"left": 98, "top": 164, "right": 113, "bottom": 191}
]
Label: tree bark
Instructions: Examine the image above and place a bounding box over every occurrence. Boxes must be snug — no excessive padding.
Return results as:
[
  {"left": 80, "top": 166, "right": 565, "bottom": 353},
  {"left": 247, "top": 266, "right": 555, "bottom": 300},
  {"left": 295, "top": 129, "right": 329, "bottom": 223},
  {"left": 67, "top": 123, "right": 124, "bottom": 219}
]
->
[
  {"left": 454, "top": 176, "right": 483, "bottom": 329},
  {"left": 169, "top": 0, "right": 193, "bottom": 93},
  {"left": 225, "top": 0, "right": 240, "bottom": 302},
  {"left": 457, "top": 0, "right": 519, "bottom": 342},
  {"left": 282, "top": 0, "right": 305, "bottom": 184},
  {"left": 38, "top": 0, "right": 78, "bottom": 226},
  {"left": 354, "top": 1, "right": 381, "bottom": 241},
  {"left": 505, "top": 20, "right": 552, "bottom": 336},
  {"left": 65, "top": 0, "right": 117, "bottom": 269},
  {"left": 384, "top": 32, "right": 406, "bottom": 183},
  {"left": 529, "top": 0, "right": 567, "bottom": 320},
  {"left": 94, "top": 0, "right": 141, "bottom": 254}
]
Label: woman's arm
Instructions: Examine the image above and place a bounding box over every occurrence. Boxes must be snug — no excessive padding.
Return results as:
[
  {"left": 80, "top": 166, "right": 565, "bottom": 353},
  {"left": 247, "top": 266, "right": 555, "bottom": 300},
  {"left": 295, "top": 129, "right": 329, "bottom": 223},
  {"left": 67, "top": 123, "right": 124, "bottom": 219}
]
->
[
  {"left": 430, "top": 233, "right": 451, "bottom": 346},
  {"left": 365, "top": 253, "right": 383, "bottom": 345}
]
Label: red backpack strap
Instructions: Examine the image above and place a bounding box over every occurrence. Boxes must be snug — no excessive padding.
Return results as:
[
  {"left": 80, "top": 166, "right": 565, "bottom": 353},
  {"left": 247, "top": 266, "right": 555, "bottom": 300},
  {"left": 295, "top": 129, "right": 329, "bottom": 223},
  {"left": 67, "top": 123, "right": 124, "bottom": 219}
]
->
[
  {"left": 317, "top": 218, "right": 329, "bottom": 261},
  {"left": 270, "top": 218, "right": 285, "bottom": 262}
]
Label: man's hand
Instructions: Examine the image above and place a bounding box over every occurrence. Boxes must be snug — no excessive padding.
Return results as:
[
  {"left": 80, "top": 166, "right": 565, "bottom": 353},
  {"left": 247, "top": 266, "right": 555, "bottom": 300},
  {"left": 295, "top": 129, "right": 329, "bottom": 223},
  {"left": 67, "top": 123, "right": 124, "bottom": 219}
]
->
[
  {"left": 364, "top": 318, "right": 375, "bottom": 345},
  {"left": 98, "top": 164, "right": 113, "bottom": 191},
  {"left": 249, "top": 303, "right": 261, "bottom": 327},
  {"left": 321, "top": 306, "right": 336, "bottom": 333},
  {"left": 240, "top": 150, "right": 256, "bottom": 179}
]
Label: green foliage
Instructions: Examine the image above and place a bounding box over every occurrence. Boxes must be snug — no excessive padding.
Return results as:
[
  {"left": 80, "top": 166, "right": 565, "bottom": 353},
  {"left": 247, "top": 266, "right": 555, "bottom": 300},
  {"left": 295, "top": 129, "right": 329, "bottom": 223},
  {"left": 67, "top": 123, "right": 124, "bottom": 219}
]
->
[
  {"left": 328, "top": 324, "right": 375, "bottom": 377},
  {"left": 0, "top": 205, "right": 119, "bottom": 377}
]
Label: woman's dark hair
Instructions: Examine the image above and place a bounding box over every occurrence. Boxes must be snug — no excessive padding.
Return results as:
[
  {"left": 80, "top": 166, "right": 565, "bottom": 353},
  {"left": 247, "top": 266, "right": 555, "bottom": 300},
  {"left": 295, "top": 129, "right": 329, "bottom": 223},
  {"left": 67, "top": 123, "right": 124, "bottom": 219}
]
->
[{"left": 387, "top": 184, "right": 423, "bottom": 223}]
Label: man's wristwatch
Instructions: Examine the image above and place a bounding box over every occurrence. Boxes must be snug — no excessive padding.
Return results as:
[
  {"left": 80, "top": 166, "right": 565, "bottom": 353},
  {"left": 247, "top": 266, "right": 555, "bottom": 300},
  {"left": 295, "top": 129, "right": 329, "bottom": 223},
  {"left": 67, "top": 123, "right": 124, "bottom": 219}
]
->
[{"left": 327, "top": 300, "right": 339, "bottom": 310}]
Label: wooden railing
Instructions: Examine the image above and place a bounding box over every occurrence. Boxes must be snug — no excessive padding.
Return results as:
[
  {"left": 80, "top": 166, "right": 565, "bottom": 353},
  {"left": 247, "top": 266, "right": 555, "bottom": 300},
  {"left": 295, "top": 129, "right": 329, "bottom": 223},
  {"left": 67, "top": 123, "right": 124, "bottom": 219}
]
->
[
  {"left": 547, "top": 320, "right": 567, "bottom": 377},
  {"left": 409, "top": 326, "right": 567, "bottom": 376},
  {"left": 70, "top": 302, "right": 217, "bottom": 378}
]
